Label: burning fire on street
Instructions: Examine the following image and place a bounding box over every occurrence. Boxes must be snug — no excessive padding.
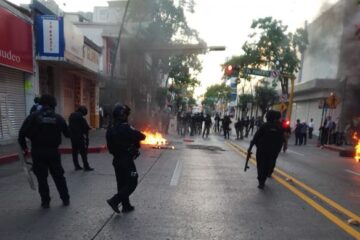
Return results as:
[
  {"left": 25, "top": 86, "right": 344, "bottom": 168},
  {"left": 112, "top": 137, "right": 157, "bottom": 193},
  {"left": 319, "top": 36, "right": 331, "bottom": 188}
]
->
[
  {"left": 141, "top": 131, "right": 175, "bottom": 150},
  {"left": 352, "top": 133, "right": 360, "bottom": 162}
]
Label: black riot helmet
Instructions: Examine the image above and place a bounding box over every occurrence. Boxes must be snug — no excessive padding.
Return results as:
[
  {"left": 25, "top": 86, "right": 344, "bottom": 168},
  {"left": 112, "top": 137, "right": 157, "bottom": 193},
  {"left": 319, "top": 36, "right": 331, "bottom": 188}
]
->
[
  {"left": 40, "top": 94, "right": 57, "bottom": 109},
  {"left": 266, "top": 110, "right": 281, "bottom": 123},
  {"left": 77, "top": 106, "right": 88, "bottom": 116},
  {"left": 112, "top": 104, "right": 131, "bottom": 122}
]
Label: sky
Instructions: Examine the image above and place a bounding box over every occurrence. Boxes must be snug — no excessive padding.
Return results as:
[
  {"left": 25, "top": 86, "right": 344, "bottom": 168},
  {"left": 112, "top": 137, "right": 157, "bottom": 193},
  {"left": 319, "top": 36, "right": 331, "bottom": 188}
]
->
[{"left": 9, "top": 0, "right": 339, "bottom": 97}]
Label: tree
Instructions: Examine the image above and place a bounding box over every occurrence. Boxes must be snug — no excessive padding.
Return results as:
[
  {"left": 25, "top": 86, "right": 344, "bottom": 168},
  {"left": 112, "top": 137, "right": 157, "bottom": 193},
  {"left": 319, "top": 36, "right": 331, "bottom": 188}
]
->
[
  {"left": 202, "top": 83, "right": 232, "bottom": 110},
  {"left": 248, "top": 17, "right": 308, "bottom": 92},
  {"left": 255, "top": 81, "right": 279, "bottom": 118},
  {"left": 224, "top": 17, "right": 308, "bottom": 90},
  {"left": 127, "top": 0, "right": 205, "bottom": 113}
]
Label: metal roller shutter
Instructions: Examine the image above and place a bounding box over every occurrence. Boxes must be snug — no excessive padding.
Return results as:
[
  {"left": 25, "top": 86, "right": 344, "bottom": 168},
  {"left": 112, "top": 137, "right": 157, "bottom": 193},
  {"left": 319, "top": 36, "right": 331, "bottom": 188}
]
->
[{"left": 0, "top": 65, "right": 25, "bottom": 142}]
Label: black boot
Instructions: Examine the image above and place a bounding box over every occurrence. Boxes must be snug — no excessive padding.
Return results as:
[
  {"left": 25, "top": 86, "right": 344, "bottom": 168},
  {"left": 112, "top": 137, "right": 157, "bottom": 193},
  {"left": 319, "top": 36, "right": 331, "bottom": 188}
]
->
[
  {"left": 122, "top": 205, "right": 135, "bottom": 213},
  {"left": 106, "top": 199, "right": 120, "bottom": 213}
]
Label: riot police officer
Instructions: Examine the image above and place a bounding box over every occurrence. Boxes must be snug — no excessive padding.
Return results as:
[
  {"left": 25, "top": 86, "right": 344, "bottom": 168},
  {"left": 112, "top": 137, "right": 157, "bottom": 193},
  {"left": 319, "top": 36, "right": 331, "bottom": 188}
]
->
[
  {"left": 18, "top": 94, "right": 70, "bottom": 208},
  {"left": 69, "top": 106, "right": 94, "bottom": 171},
  {"left": 248, "top": 110, "right": 284, "bottom": 189},
  {"left": 106, "top": 104, "right": 145, "bottom": 213}
]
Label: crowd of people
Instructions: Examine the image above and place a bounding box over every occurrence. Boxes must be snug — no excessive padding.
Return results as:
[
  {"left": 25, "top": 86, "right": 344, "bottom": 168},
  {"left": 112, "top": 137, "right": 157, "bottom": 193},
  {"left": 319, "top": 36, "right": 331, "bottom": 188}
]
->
[{"left": 176, "top": 111, "right": 267, "bottom": 140}]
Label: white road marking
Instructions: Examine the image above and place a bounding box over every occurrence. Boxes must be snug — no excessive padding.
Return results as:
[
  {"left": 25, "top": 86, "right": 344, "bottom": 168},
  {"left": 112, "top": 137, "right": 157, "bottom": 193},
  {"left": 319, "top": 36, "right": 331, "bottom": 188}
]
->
[
  {"left": 286, "top": 149, "right": 305, "bottom": 156},
  {"left": 170, "top": 160, "right": 183, "bottom": 186},
  {"left": 345, "top": 169, "right": 360, "bottom": 177}
]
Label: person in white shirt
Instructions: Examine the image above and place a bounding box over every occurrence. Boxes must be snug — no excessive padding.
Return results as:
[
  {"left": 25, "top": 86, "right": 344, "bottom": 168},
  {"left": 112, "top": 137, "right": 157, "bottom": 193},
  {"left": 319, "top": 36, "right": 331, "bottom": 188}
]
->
[{"left": 308, "top": 118, "right": 315, "bottom": 139}]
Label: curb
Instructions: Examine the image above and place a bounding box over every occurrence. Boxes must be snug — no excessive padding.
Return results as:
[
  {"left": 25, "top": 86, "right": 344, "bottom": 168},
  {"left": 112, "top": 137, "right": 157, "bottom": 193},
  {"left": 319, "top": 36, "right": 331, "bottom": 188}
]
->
[{"left": 0, "top": 145, "right": 108, "bottom": 166}]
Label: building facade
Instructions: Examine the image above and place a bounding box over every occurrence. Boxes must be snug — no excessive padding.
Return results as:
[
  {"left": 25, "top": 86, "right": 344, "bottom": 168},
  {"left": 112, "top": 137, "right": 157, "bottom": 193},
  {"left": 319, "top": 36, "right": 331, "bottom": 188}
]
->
[
  {"left": 0, "top": 1, "right": 35, "bottom": 144},
  {"left": 292, "top": 0, "right": 360, "bottom": 135}
]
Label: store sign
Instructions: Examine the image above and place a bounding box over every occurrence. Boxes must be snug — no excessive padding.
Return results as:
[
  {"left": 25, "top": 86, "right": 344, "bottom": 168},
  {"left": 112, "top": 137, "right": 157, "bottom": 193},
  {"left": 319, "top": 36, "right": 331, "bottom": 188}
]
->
[
  {"left": 0, "top": 7, "right": 33, "bottom": 72},
  {"left": 36, "top": 15, "right": 65, "bottom": 59}
]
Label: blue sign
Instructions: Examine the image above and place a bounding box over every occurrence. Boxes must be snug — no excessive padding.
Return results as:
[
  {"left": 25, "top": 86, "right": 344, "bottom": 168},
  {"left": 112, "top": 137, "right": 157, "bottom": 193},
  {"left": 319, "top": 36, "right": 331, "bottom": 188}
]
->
[
  {"left": 231, "top": 93, "right": 237, "bottom": 102},
  {"left": 36, "top": 15, "right": 64, "bottom": 59}
]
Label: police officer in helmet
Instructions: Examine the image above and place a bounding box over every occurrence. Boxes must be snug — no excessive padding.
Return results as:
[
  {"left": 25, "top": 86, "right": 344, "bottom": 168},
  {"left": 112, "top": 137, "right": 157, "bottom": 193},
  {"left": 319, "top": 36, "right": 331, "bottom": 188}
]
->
[
  {"left": 106, "top": 104, "right": 145, "bottom": 213},
  {"left": 248, "top": 110, "right": 284, "bottom": 189},
  {"left": 69, "top": 106, "right": 94, "bottom": 171},
  {"left": 18, "top": 94, "right": 70, "bottom": 208}
]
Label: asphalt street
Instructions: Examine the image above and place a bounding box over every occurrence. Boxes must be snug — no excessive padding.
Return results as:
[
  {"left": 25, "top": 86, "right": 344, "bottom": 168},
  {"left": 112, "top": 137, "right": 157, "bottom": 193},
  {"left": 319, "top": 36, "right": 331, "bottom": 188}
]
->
[{"left": 0, "top": 133, "right": 358, "bottom": 239}]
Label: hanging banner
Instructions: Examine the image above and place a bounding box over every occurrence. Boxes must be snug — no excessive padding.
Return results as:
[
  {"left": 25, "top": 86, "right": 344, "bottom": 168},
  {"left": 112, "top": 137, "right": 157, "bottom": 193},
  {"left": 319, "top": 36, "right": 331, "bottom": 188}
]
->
[{"left": 36, "top": 15, "right": 65, "bottom": 60}]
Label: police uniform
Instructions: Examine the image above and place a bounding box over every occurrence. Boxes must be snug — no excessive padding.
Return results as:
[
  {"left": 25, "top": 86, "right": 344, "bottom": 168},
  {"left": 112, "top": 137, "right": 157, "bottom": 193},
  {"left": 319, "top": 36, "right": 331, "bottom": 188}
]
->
[
  {"left": 249, "top": 111, "right": 284, "bottom": 189},
  {"left": 18, "top": 95, "right": 70, "bottom": 208},
  {"left": 202, "top": 115, "right": 211, "bottom": 138},
  {"left": 106, "top": 105, "right": 145, "bottom": 213},
  {"left": 69, "top": 107, "right": 93, "bottom": 171}
]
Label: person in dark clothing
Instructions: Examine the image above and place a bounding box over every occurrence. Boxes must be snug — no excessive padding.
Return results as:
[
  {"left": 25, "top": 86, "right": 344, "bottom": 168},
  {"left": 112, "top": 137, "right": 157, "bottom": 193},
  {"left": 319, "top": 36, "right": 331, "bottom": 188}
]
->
[
  {"left": 18, "top": 94, "right": 70, "bottom": 208},
  {"left": 223, "top": 115, "right": 232, "bottom": 139},
  {"left": 248, "top": 117, "right": 255, "bottom": 136},
  {"left": 69, "top": 106, "right": 94, "bottom": 171},
  {"left": 106, "top": 104, "right": 146, "bottom": 213},
  {"left": 248, "top": 110, "right": 284, "bottom": 189},
  {"left": 282, "top": 119, "right": 291, "bottom": 152},
  {"left": 30, "top": 97, "right": 42, "bottom": 114},
  {"left": 294, "top": 119, "right": 302, "bottom": 145},
  {"left": 214, "top": 113, "right": 220, "bottom": 133},
  {"left": 244, "top": 117, "right": 250, "bottom": 137},
  {"left": 202, "top": 114, "right": 212, "bottom": 138},
  {"left": 235, "top": 118, "right": 241, "bottom": 140},
  {"left": 301, "top": 122, "right": 308, "bottom": 145}
]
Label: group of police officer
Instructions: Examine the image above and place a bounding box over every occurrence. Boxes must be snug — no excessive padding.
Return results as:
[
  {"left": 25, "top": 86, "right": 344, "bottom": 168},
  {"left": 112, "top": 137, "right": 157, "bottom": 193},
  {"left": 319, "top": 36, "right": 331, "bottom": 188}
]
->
[
  {"left": 18, "top": 94, "right": 284, "bottom": 211},
  {"left": 19, "top": 94, "right": 143, "bottom": 212}
]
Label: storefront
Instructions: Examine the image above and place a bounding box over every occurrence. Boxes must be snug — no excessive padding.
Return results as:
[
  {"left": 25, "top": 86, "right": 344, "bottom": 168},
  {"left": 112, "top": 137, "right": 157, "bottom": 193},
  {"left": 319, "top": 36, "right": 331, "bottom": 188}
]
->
[
  {"left": 35, "top": 14, "right": 100, "bottom": 128},
  {"left": 0, "top": 3, "right": 33, "bottom": 143}
]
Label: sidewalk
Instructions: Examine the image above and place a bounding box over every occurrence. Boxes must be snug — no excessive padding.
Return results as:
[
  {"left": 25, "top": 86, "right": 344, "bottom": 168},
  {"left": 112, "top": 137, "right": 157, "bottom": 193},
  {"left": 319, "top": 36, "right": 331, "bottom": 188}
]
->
[{"left": 0, "top": 129, "right": 108, "bottom": 165}]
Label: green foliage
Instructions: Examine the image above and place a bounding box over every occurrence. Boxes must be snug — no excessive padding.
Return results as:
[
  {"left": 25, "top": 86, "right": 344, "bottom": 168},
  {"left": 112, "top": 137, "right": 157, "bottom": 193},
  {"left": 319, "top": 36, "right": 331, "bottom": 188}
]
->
[
  {"left": 202, "top": 83, "right": 232, "bottom": 110},
  {"left": 223, "top": 17, "right": 308, "bottom": 85},
  {"left": 254, "top": 81, "right": 279, "bottom": 117},
  {"left": 127, "top": 0, "right": 204, "bottom": 110},
  {"left": 249, "top": 17, "right": 308, "bottom": 75},
  {"left": 168, "top": 54, "right": 202, "bottom": 88},
  {"left": 128, "top": 0, "right": 200, "bottom": 44}
]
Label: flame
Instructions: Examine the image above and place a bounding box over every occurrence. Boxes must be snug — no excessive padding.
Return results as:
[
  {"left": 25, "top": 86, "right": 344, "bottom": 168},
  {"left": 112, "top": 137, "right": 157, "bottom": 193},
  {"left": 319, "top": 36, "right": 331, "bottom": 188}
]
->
[
  {"left": 141, "top": 131, "right": 167, "bottom": 145},
  {"left": 352, "top": 133, "right": 360, "bottom": 163}
]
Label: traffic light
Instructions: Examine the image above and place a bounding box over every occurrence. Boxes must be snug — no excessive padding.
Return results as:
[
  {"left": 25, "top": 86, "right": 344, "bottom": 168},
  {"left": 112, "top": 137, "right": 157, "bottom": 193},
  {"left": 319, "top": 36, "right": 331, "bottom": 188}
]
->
[
  {"left": 225, "top": 65, "right": 240, "bottom": 77},
  {"left": 225, "top": 65, "right": 233, "bottom": 76}
]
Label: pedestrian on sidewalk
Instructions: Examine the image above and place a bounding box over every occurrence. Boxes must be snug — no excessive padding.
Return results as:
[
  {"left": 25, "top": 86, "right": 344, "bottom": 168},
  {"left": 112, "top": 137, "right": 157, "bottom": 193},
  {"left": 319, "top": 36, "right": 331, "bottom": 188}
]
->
[
  {"left": 248, "top": 110, "right": 284, "bottom": 189},
  {"left": 18, "top": 94, "right": 70, "bottom": 208},
  {"left": 69, "top": 106, "right": 94, "bottom": 171},
  {"left": 301, "top": 121, "right": 308, "bottom": 145},
  {"left": 308, "top": 118, "right": 314, "bottom": 139},
  {"left": 282, "top": 119, "right": 291, "bottom": 152},
  {"left": 295, "top": 119, "right": 302, "bottom": 145},
  {"left": 29, "top": 96, "right": 42, "bottom": 114},
  {"left": 106, "top": 104, "right": 145, "bottom": 213}
]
